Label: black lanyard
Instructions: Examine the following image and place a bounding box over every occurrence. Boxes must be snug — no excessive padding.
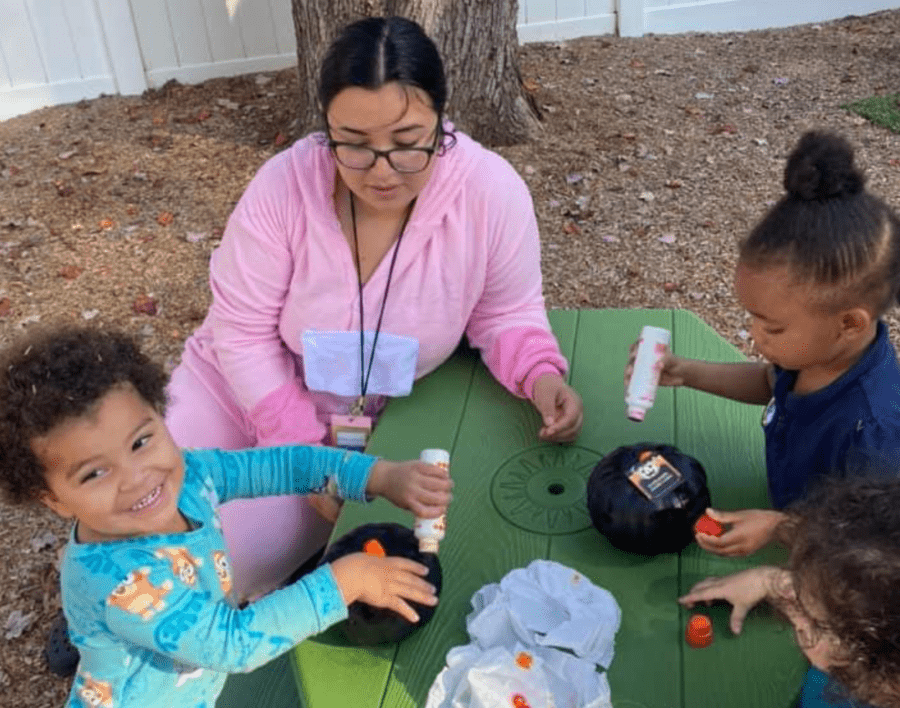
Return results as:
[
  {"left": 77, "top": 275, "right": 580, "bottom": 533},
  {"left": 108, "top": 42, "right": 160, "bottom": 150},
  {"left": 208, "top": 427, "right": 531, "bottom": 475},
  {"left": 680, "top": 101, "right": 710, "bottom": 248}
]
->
[{"left": 350, "top": 192, "right": 415, "bottom": 415}]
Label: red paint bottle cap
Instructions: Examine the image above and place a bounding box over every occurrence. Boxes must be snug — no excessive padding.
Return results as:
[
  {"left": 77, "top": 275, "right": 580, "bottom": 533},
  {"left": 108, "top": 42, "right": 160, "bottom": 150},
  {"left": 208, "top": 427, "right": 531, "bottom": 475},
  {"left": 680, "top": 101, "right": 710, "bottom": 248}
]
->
[
  {"left": 362, "top": 539, "right": 386, "bottom": 557},
  {"left": 686, "top": 614, "right": 713, "bottom": 648},
  {"left": 694, "top": 514, "right": 725, "bottom": 537}
]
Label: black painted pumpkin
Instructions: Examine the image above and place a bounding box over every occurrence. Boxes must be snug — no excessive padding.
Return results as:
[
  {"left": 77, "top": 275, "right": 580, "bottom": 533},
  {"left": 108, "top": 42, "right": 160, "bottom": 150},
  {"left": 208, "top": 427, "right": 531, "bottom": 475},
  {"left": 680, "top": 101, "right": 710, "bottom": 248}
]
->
[
  {"left": 319, "top": 522, "right": 442, "bottom": 645},
  {"left": 587, "top": 443, "right": 711, "bottom": 555}
]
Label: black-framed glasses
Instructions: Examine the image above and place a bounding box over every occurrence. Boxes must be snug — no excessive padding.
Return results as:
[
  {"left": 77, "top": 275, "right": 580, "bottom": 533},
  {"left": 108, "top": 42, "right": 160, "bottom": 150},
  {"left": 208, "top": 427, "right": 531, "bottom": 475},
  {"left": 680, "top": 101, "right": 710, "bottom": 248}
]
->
[{"left": 327, "top": 124, "right": 441, "bottom": 173}]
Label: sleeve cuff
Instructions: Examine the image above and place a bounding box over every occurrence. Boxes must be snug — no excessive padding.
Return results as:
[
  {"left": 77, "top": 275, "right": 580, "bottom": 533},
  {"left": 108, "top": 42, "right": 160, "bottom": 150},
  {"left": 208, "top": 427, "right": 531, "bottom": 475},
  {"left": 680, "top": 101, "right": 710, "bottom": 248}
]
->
[{"left": 334, "top": 450, "right": 378, "bottom": 503}]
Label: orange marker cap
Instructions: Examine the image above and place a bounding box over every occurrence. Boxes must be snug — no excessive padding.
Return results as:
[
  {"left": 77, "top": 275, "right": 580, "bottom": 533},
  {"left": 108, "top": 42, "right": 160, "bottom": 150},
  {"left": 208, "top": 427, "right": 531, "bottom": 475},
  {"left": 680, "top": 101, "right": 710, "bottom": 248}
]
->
[
  {"left": 685, "top": 613, "right": 713, "bottom": 648},
  {"left": 694, "top": 514, "right": 725, "bottom": 537},
  {"left": 362, "top": 539, "right": 386, "bottom": 557}
]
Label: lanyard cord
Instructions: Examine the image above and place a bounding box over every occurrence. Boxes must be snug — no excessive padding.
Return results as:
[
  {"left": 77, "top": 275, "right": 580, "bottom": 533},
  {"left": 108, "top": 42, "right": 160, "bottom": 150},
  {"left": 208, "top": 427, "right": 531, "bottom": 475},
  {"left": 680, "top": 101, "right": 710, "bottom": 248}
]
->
[{"left": 351, "top": 192, "right": 416, "bottom": 403}]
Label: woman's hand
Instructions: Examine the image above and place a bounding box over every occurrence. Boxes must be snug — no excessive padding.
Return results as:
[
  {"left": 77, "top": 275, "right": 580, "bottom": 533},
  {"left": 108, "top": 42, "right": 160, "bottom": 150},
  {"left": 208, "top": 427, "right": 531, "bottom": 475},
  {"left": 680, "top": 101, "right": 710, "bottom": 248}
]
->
[
  {"left": 695, "top": 508, "right": 787, "bottom": 557},
  {"left": 367, "top": 460, "right": 453, "bottom": 519},
  {"left": 678, "top": 566, "right": 787, "bottom": 635},
  {"left": 531, "top": 374, "right": 583, "bottom": 442},
  {"left": 330, "top": 553, "right": 437, "bottom": 622},
  {"left": 623, "top": 341, "right": 687, "bottom": 390}
]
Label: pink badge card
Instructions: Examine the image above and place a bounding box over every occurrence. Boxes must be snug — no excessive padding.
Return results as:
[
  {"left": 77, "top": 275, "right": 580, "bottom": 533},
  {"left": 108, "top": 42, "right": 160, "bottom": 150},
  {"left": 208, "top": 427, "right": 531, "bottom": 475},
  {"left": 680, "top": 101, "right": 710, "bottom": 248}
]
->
[{"left": 329, "top": 414, "right": 372, "bottom": 452}]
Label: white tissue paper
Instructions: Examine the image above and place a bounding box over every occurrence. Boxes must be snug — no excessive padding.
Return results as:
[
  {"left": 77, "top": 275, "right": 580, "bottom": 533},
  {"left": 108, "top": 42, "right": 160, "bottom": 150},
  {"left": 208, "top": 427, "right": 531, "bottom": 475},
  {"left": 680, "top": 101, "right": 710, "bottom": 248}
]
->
[{"left": 425, "top": 560, "right": 621, "bottom": 708}]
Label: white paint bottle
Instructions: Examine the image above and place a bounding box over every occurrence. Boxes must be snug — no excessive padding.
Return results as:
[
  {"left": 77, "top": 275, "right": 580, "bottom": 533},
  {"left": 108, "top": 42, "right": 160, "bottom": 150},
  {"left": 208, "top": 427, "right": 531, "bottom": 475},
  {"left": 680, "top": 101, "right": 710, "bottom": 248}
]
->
[
  {"left": 414, "top": 449, "right": 449, "bottom": 553},
  {"left": 625, "top": 326, "right": 671, "bottom": 422}
]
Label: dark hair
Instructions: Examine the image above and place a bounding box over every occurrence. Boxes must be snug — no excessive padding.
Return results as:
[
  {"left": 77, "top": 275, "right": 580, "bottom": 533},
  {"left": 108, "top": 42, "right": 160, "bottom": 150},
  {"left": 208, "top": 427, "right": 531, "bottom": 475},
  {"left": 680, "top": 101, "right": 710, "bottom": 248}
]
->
[
  {"left": 318, "top": 16, "right": 447, "bottom": 124},
  {"left": 0, "top": 327, "right": 169, "bottom": 504},
  {"left": 782, "top": 477, "right": 900, "bottom": 707},
  {"left": 739, "top": 131, "right": 900, "bottom": 315}
]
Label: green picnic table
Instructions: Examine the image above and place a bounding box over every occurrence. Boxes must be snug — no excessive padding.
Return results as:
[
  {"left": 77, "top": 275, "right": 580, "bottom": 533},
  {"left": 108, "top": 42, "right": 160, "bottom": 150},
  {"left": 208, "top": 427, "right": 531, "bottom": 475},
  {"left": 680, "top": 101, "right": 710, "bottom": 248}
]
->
[{"left": 218, "top": 308, "right": 808, "bottom": 708}]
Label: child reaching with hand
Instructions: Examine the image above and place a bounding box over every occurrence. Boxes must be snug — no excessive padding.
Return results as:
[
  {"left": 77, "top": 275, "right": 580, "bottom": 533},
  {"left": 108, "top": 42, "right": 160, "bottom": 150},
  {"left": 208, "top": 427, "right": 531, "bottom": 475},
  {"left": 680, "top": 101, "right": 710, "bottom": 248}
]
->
[
  {"left": 0, "top": 326, "right": 452, "bottom": 708},
  {"left": 679, "top": 476, "right": 900, "bottom": 708},
  {"left": 627, "top": 130, "right": 900, "bottom": 556}
]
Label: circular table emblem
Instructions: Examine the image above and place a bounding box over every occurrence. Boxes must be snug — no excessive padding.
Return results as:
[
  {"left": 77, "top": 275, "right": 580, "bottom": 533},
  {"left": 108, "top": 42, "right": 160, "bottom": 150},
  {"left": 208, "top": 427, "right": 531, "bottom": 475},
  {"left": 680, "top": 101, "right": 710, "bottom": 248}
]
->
[{"left": 490, "top": 445, "right": 601, "bottom": 534}]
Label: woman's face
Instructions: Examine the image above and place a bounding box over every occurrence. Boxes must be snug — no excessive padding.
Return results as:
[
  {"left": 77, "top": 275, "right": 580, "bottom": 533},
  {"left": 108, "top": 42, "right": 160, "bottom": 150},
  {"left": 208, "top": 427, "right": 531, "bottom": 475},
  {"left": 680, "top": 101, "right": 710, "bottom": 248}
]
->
[{"left": 326, "top": 82, "right": 440, "bottom": 215}]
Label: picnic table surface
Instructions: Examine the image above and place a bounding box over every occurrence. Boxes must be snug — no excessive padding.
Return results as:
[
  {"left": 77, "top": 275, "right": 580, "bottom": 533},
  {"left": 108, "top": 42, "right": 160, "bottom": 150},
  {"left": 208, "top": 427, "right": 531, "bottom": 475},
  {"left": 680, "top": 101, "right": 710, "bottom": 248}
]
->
[{"left": 217, "top": 308, "right": 808, "bottom": 708}]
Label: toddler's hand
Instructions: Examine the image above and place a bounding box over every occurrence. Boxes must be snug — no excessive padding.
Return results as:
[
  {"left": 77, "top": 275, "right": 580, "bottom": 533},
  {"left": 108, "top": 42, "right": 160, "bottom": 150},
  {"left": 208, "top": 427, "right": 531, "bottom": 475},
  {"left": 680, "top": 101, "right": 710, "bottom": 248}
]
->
[
  {"left": 367, "top": 460, "right": 453, "bottom": 519},
  {"left": 678, "top": 566, "right": 786, "bottom": 635},
  {"left": 695, "top": 508, "right": 786, "bottom": 557},
  {"left": 330, "top": 553, "right": 437, "bottom": 623},
  {"left": 532, "top": 374, "right": 584, "bottom": 442},
  {"left": 623, "top": 341, "right": 685, "bottom": 390}
]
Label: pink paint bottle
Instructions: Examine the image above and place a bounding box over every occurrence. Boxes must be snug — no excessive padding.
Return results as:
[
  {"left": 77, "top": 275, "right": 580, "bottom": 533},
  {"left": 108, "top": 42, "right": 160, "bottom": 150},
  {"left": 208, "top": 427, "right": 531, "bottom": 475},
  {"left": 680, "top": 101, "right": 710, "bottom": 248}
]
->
[{"left": 626, "top": 326, "right": 671, "bottom": 422}]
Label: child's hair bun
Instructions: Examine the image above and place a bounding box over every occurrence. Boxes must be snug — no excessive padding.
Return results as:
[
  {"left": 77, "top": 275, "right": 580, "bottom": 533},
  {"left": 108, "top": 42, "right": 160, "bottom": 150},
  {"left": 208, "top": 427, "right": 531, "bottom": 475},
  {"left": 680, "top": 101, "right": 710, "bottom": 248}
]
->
[{"left": 783, "top": 131, "right": 865, "bottom": 201}]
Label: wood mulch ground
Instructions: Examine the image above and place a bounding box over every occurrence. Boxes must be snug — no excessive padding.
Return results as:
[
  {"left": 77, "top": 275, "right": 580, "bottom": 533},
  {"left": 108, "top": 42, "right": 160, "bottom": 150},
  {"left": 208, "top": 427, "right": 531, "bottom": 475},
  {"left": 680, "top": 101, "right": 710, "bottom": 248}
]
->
[{"left": 1, "top": 9, "right": 899, "bottom": 706}]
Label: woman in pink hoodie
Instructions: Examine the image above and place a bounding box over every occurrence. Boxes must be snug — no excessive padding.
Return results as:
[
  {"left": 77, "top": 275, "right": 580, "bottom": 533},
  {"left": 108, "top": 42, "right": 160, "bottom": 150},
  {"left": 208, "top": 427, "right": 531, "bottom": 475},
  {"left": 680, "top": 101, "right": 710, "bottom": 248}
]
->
[{"left": 165, "top": 16, "right": 583, "bottom": 601}]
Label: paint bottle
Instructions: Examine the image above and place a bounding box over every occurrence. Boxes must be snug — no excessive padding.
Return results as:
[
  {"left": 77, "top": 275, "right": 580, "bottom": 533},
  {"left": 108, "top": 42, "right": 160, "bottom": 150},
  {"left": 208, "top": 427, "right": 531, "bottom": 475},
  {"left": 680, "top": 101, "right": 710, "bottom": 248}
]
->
[
  {"left": 414, "top": 449, "right": 449, "bottom": 553},
  {"left": 625, "top": 326, "right": 672, "bottom": 422}
]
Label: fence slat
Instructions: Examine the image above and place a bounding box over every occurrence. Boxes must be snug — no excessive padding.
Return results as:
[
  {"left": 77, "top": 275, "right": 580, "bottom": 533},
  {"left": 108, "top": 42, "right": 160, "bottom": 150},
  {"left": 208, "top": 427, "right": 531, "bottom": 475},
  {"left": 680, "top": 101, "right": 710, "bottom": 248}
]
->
[
  {"left": 128, "top": 0, "right": 180, "bottom": 77},
  {"left": 67, "top": 0, "right": 111, "bottom": 80},
  {"left": 2, "top": 0, "right": 47, "bottom": 86},
  {"left": 165, "top": 0, "right": 214, "bottom": 68},
  {"left": 269, "top": 0, "right": 296, "bottom": 56},
  {"left": 234, "top": 0, "right": 279, "bottom": 58},
  {"left": 556, "top": 0, "right": 586, "bottom": 21},
  {"left": 201, "top": 0, "right": 247, "bottom": 62},
  {"left": 524, "top": 0, "right": 557, "bottom": 23},
  {"left": 26, "top": 0, "right": 81, "bottom": 82}
]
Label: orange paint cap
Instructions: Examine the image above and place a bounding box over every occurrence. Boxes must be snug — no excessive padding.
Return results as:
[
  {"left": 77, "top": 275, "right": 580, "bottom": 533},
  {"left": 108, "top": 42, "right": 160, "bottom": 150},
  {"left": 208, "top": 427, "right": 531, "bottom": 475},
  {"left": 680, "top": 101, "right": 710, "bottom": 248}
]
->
[
  {"left": 685, "top": 613, "right": 713, "bottom": 648},
  {"left": 362, "top": 539, "right": 386, "bottom": 557},
  {"left": 694, "top": 513, "right": 725, "bottom": 537}
]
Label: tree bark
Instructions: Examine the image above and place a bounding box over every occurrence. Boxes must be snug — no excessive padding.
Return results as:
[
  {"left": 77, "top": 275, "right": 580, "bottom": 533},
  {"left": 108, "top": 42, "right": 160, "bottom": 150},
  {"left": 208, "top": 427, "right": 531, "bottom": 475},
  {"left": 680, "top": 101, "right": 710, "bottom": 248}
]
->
[{"left": 290, "top": 0, "right": 540, "bottom": 146}]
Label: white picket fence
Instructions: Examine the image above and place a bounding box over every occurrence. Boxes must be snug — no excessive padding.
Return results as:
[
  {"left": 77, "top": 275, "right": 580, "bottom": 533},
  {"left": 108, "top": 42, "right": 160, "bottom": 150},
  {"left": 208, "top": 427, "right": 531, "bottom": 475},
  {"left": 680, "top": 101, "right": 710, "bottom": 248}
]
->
[{"left": 1, "top": 0, "right": 898, "bottom": 121}]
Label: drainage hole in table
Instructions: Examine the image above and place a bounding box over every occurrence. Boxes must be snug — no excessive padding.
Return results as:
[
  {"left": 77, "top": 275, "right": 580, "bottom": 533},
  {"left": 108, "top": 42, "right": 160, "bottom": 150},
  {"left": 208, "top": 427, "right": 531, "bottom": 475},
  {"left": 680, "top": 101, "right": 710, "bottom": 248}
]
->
[{"left": 547, "top": 483, "right": 565, "bottom": 495}]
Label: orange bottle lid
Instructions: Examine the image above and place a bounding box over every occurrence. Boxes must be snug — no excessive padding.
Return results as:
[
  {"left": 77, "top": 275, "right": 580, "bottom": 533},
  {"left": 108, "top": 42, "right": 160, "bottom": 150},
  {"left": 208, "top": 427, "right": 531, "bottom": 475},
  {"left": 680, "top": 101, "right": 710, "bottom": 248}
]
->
[
  {"left": 362, "top": 539, "right": 386, "bottom": 557},
  {"left": 685, "top": 613, "right": 713, "bottom": 648},
  {"left": 694, "top": 514, "right": 725, "bottom": 537}
]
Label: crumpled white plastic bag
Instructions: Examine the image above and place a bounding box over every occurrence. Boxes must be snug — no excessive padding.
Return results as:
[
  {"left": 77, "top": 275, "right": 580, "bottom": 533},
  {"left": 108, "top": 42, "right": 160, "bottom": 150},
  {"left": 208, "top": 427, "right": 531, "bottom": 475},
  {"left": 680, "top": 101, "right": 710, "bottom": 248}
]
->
[{"left": 425, "top": 560, "right": 621, "bottom": 708}]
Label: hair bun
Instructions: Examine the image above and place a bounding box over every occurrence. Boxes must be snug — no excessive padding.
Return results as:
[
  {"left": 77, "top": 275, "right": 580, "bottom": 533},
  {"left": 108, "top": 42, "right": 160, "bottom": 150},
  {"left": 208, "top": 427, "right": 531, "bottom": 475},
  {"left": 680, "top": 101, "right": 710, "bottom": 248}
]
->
[{"left": 783, "top": 131, "right": 865, "bottom": 201}]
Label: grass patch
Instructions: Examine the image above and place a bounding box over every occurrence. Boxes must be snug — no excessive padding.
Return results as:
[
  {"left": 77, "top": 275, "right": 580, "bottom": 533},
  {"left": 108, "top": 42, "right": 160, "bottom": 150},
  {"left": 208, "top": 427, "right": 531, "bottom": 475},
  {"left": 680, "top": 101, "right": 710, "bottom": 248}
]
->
[{"left": 842, "top": 93, "right": 900, "bottom": 134}]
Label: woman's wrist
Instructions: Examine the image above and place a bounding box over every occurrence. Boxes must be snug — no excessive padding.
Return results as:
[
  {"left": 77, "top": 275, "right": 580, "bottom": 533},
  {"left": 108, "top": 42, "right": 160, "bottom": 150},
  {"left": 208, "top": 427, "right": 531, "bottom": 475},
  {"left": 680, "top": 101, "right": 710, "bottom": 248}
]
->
[{"left": 520, "top": 362, "right": 565, "bottom": 400}]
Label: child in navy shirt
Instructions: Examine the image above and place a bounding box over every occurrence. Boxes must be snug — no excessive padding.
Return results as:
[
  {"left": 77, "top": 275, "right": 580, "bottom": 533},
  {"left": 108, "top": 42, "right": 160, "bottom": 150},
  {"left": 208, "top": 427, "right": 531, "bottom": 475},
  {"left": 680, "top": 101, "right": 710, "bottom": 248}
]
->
[
  {"left": 627, "top": 130, "right": 900, "bottom": 557},
  {"left": 680, "top": 477, "right": 900, "bottom": 708}
]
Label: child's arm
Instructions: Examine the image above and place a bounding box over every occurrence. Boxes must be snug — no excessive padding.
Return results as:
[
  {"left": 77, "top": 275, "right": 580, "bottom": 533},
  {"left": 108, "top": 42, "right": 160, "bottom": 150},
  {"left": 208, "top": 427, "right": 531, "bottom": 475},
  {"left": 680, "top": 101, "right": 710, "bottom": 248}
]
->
[
  {"left": 195, "top": 448, "right": 452, "bottom": 519},
  {"left": 625, "top": 343, "right": 774, "bottom": 405},
  {"left": 104, "top": 553, "right": 436, "bottom": 673},
  {"left": 196, "top": 446, "right": 375, "bottom": 504},
  {"left": 678, "top": 566, "right": 788, "bottom": 634}
]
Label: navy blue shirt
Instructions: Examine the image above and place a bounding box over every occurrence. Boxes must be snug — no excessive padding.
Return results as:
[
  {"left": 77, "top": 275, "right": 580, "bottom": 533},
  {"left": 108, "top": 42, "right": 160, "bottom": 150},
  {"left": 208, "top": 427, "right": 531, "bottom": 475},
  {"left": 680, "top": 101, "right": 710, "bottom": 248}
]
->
[
  {"left": 801, "top": 667, "right": 878, "bottom": 708},
  {"left": 763, "top": 321, "right": 900, "bottom": 509}
]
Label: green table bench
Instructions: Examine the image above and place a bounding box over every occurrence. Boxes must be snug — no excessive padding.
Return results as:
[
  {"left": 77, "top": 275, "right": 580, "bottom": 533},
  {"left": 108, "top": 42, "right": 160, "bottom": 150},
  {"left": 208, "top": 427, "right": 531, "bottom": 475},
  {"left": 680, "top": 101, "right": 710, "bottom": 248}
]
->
[{"left": 218, "top": 308, "right": 808, "bottom": 708}]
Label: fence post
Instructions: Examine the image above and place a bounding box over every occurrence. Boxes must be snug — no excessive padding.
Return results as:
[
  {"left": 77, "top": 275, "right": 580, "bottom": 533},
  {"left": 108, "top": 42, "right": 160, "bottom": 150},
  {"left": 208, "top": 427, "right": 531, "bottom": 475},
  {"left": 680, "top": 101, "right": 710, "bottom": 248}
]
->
[
  {"left": 616, "top": 0, "right": 645, "bottom": 36},
  {"left": 93, "top": 0, "right": 148, "bottom": 95}
]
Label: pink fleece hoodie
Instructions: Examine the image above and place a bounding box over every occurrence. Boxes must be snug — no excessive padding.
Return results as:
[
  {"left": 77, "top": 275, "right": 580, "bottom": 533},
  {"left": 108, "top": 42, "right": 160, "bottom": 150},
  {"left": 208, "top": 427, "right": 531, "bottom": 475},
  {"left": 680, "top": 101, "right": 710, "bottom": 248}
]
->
[{"left": 174, "top": 128, "right": 567, "bottom": 447}]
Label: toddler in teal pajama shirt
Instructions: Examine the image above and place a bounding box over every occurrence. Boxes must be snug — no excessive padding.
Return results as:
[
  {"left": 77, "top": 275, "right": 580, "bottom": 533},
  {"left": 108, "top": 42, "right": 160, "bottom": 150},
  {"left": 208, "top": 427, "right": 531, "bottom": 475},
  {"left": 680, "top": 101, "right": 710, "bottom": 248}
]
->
[
  {"left": 0, "top": 327, "right": 451, "bottom": 708},
  {"left": 64, "top": 446, "right": 370, "bottom": 707}
]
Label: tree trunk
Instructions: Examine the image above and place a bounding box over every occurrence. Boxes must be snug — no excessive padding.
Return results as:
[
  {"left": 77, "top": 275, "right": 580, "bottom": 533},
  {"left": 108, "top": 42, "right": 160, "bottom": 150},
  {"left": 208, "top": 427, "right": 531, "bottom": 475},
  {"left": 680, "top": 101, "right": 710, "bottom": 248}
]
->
[{"left": 290, "top": 0, "right": 540, "bottom": 146}]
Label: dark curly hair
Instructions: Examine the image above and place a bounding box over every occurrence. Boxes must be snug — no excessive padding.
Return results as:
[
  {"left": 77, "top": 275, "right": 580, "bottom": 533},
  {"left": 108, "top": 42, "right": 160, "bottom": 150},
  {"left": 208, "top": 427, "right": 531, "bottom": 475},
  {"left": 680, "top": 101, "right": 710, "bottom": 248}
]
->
[
  {"left": 782, "top": 477, "right": 900, "bottom": 707},
  {"left": 317, "top": 16, "right": 456, "bottom": 154},
  {"left": 0, "top": 326, "right": 169, "bottom": 504},
  {"left": 739, "top": 131, "right": 900, "bottom": 315}
]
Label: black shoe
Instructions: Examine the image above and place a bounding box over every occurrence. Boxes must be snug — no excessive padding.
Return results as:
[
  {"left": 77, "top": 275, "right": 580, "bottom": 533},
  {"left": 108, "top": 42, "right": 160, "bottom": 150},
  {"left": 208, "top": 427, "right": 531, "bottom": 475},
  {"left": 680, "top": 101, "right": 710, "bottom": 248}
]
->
[{"left": 44, "top": 610, "right": 79, "bottom": 678}]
